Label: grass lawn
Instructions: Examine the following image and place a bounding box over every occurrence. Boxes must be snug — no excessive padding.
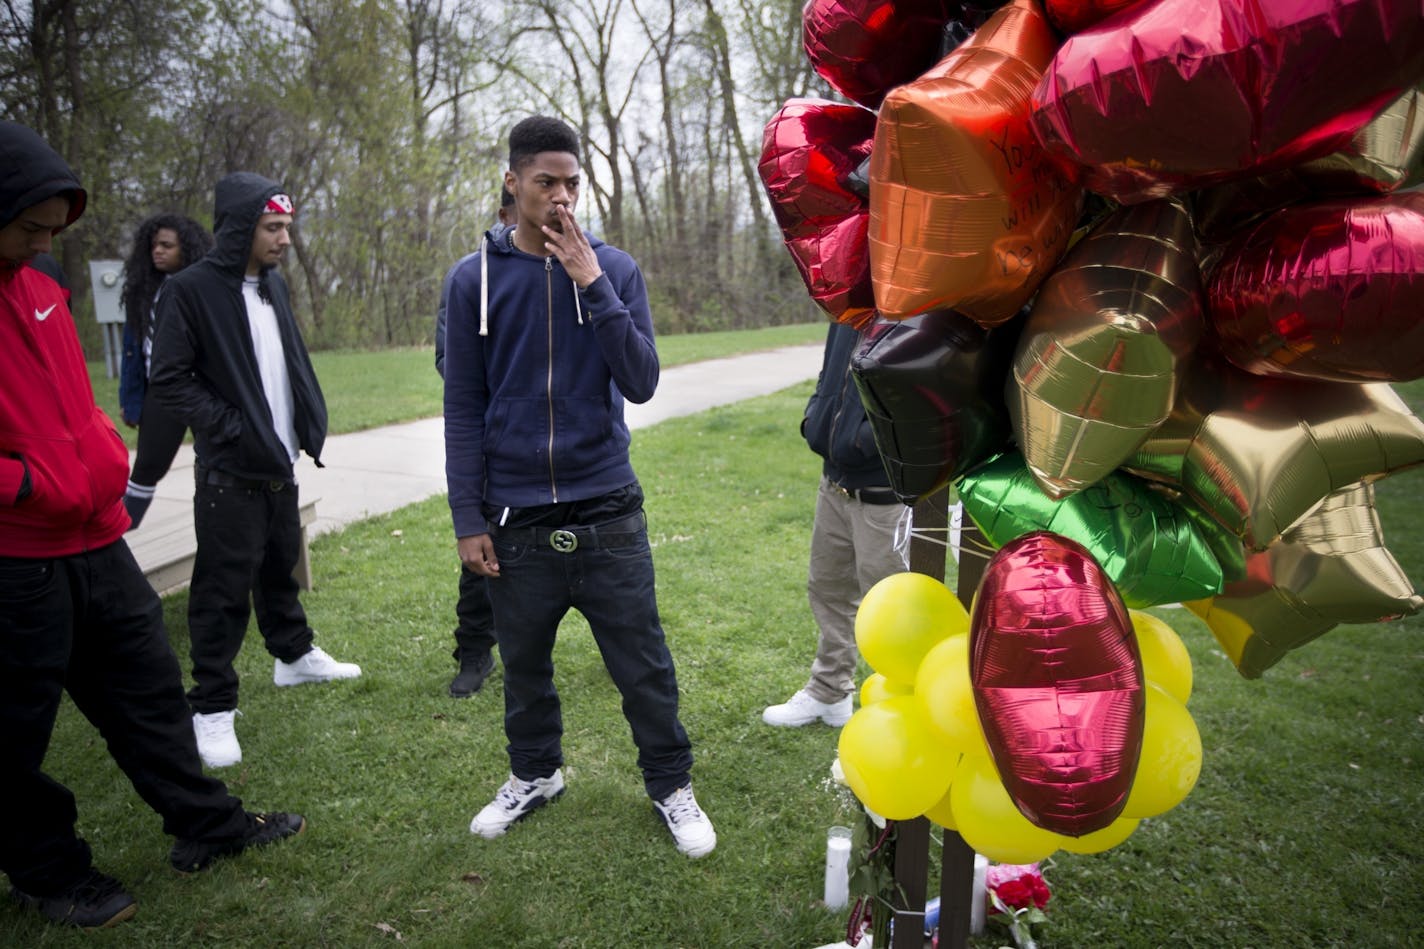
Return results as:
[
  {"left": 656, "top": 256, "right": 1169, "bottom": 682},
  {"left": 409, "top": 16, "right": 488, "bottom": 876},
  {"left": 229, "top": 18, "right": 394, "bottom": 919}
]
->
[
  {"left": 90, "top": 322, "right": 826, "bottom": 450},
  {"left": 17, "top": 369, "right": 1423, "bottom": 946}
]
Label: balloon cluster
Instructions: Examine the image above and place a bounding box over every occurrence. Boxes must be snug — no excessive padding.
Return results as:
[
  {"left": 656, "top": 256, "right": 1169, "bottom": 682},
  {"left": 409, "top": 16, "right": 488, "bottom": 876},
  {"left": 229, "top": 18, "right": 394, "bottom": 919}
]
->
[
  {"left": 759, "top": 0, "right": 1424, "bottom": 683},
  {"left": 841, "top": 559, "right": 1201, "bottom": 861}
]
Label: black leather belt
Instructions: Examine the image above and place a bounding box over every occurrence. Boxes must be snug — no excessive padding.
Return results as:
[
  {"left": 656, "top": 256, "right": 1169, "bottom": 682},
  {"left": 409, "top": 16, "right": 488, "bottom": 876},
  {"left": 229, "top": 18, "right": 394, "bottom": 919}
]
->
[
  {"left": 198, "top": 467, "right": 292, "bottom": 494},
  {"left": 833, "top": 483, "right": 901, "bottom": 505},
  {"left": 492, "top": 511, "right": 647, "bottom": 552}
]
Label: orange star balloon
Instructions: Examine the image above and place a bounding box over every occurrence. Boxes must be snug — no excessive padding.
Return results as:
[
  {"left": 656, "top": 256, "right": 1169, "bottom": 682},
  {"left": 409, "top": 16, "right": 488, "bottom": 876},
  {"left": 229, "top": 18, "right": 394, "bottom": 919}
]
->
[
  {"left": 869, "top": 0, "right": 1081, "bottom": 327},
  {"left": 1010, "top": 197, "right": 1204, "bottom": 498},
  {"left": 1185, "top": 482, "right": 1423, "bottom": 678},
  {"left": 1127, "top": 356, "right": 1424, "bottom": 551}
]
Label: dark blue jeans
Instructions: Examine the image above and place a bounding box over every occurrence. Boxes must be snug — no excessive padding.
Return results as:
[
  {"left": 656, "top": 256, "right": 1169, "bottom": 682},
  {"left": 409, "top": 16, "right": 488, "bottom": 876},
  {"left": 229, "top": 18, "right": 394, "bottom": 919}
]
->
[
  {"left": 0, "top": 541, "right": 247, "bottom": 895},
  {"left": 486, "top": 493, "right": 692, "bottom": 801},
  {"left": 187, "top": 471, "right": 314, "bottom": 713}
]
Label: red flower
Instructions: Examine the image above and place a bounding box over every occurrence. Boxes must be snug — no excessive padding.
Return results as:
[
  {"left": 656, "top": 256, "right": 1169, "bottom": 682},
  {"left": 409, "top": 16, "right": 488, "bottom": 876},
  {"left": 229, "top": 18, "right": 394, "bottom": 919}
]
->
[{"left": 987, "top": 868, "right": 1051, "bottom": 914}]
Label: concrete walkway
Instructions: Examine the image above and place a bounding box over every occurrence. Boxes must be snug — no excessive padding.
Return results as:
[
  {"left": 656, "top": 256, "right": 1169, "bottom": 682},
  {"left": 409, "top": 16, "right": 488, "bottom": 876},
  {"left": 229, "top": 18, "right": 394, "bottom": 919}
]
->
[{"left": 126, "top": 344, "right": 824, "bottom": 579}]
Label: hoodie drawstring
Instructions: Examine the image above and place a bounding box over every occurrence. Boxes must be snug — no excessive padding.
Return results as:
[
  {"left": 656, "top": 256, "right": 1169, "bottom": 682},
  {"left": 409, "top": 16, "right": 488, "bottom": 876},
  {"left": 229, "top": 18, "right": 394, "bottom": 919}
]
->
[
  {"left": 478, "top": 236, "right": 489, "bottom": 337},
  {"left": 572, "top": 277, "right": 583, "bottom": 325}
]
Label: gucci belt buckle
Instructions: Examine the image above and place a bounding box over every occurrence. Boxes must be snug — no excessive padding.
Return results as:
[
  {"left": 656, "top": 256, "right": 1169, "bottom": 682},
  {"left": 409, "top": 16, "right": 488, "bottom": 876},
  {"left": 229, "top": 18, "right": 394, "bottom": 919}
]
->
[{"left": 549, "top": 529, "right": 579, "bottom": 553}]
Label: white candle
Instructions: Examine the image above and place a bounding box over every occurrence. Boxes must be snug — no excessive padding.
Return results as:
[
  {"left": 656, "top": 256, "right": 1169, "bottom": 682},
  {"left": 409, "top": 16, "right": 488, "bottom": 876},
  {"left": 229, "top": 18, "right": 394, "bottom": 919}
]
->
[{"left": 824, "top": 826, "right": 853, "bottom": 909}]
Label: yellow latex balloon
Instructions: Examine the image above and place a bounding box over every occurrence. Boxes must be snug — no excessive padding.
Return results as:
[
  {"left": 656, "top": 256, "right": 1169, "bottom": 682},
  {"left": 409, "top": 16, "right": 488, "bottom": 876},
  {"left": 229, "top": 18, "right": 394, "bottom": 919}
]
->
[
  {"left": 837, "top": 696, "right": 957, "bottom": 820},
  {"left": 1010, "top": 198, "right": 1204, "bottom": 499},
  {"left": 1059, "top": 816, "right": 1141, "bottom": 854},
  {"left": 1130, "top": 610, "right": 1193, "bottom": 704},
  {"left": 861, "top": 672, "right": 914, "bottom": 707},
  {"left": 1121, "top": 683, "right": 1202, "bottom": 819},
  {"left": 949, "top": 753, "right": 1064, "bottom": 865},
  {"left": 923, "top": 783, "right": 960, "bottom": 830},
  {"left": 914, "top": 634, "right": 988, "bottom": 756},
  {"left": 855, "top": 572, "right": 969, "bottom": 685},
  {"left": 1184, "top": 481, "right": 1423, "bottom": 678}
]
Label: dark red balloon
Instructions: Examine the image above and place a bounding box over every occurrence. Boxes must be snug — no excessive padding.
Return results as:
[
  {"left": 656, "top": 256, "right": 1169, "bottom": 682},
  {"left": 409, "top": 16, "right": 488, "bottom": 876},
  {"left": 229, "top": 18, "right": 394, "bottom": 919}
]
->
[
  {"left": 1044, "top": 0, "right": 1147, "bottom": 34},
  {"left": 1207, "top": 192, "right": 1424, "bottom": 383},
  {"left": 758, "top": 99, "right": 877, "bottom": 326},
  {"left": 971, "top": 532, "right": 1145, "bottom": 837},
  {"left": 850, "top": 309, "right": 1020, "bottom": 504},
  {"left": 803, "top": 0, "right": 958, "bottom": 110},
  {"left": 1031, "top": 0, "right": 1424, "bottom": 203}
]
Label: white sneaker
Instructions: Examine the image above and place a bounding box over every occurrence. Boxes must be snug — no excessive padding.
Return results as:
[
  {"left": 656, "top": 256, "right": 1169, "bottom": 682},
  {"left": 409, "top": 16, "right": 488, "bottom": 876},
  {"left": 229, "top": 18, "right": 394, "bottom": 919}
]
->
[
  {"left": 762, "top": 689, "right": 853, "bottom": 727},
  {"left": 653, "top": 786, "right": 716, "bottom": 858},
  {"left": 274, "top": 646, "right": 362, "bottom": 686},
  {"left": 469, "top": 770, "right": 565, "bottom": 838},
  {"left": 193, "top": 710, "right": 241, "bottom": 768}
]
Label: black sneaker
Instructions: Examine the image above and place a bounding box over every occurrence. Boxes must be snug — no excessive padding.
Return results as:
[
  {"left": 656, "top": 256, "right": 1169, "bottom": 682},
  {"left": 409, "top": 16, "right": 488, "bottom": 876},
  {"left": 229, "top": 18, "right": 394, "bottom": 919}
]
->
[
  {"left": 11, "top": 868, "right": 137, "bottom": 929},
  {"left": 449, "top": 652, "right": 495, "bottom": 698},
  {"left": 169, "top": 811, "right": 306, "bottom": 873}
]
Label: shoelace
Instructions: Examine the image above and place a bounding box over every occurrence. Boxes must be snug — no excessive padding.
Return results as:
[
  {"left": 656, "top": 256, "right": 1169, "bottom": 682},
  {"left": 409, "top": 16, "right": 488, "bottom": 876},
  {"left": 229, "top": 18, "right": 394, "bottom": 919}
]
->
[
  {"left": 660, "top": 789, "right": 702, "bottom": 825},
  {"left": 496, "top": 778, "right": 540, "bottom": 809}
]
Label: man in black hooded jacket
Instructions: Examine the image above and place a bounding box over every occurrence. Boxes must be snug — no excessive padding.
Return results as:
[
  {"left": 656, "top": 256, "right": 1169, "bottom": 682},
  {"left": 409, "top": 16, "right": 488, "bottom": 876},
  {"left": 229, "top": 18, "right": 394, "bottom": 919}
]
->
[{"left": 150, "top": 173, "right": 360, "bottom": 771}]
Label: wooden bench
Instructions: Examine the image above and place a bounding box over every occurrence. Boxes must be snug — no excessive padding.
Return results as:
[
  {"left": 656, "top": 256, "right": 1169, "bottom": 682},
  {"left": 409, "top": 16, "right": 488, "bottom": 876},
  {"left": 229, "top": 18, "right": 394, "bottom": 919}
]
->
[{"left": 131, "top": 497, "right": 319, "bottom": 596}]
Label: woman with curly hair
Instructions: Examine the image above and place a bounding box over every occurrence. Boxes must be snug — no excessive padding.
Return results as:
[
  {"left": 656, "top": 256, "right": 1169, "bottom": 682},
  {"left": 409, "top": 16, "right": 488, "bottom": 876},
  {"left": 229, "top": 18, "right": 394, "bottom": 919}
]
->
[{"left": 118, "top": 213, "right": 212, "bottom": 529}]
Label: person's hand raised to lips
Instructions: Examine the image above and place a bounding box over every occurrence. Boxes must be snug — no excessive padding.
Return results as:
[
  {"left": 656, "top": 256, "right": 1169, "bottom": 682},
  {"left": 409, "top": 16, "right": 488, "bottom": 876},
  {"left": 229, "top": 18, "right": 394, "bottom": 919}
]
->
[{"left": 543, "top": 205, "right": 603, "bottom": 289}]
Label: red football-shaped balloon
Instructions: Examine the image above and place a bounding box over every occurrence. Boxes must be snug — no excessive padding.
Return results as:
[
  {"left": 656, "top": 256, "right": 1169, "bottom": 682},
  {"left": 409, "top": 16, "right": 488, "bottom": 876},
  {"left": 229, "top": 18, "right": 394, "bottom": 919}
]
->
[
  {"left": 803, "top": 0, "right": 957, "bottom": 110},
  {"left": 970, "top": 532, "right": 1145, "bottom": 837},
  {"left": 1207, "top": 192, "right": 1424, "bottom": 383},
  {"left": 758, "top": 99, "right": 877, "bottom": 326}
]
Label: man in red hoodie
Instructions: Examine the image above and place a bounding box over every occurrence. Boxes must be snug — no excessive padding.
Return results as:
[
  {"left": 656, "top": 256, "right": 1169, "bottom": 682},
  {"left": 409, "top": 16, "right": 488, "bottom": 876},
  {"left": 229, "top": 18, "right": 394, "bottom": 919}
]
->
[{"left": 0, "top": 121, "right": 305, "bottom": 930}]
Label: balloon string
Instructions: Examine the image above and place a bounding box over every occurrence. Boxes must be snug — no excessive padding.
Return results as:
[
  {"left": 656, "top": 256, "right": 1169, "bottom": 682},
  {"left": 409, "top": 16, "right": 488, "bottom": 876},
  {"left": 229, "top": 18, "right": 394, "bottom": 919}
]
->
[{"left": 907, "top": 524, "right": 995, "bottom": 562}]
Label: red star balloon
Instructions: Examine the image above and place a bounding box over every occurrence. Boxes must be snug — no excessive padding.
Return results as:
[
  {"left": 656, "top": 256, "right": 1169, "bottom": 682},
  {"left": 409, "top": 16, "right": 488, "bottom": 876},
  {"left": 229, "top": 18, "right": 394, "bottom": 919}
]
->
[
  {"left": 1207, "top": 192, "right": 1424, "bottom": 383},
  {"left": 1031, "top": 0, "right": 1424, "bottom": 204}
]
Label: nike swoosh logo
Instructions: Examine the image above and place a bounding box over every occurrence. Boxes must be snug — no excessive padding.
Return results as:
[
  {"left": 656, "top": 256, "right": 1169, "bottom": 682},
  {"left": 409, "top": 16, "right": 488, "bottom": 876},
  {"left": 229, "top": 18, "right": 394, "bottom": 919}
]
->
[{"left": 35, "top": 305, "right": 56, "bottom": 321}]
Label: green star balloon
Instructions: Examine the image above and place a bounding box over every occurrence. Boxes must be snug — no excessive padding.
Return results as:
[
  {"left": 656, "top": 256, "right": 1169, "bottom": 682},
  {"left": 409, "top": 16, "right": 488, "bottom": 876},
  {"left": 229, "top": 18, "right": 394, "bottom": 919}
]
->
[{"left": 958, "top": 452, "right": 1227, "bottom": 608}]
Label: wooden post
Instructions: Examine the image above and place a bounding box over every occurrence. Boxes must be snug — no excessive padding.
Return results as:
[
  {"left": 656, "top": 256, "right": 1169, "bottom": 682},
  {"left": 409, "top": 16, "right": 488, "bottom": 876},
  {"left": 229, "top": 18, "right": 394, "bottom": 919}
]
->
[
  {"left": 888, "top": 488, "right": 950, "bottom": 949},
  {"left": 940, "top": 514, "right": 989, "bottom": 949},
  {"left": 890, "top": 490, "right": 986, "bottom": 949}
]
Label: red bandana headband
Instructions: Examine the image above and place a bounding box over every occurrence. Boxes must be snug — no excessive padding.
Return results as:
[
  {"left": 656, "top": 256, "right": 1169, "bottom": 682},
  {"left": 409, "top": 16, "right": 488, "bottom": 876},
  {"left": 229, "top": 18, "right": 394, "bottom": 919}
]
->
[{"left": 264, "top": 193, "right": 294, "bottom": 214}]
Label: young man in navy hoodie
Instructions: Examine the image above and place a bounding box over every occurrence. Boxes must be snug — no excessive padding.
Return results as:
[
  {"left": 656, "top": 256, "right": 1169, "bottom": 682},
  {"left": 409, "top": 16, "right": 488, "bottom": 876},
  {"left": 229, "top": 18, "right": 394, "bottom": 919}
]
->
[
  {"left": 0, "top": 121, "right": 304, "bottom": 931},
  {"left": 150, "top": 173, "right": 361, "bottom": 769},
  {"left": 443, "top": 116, "right": 716, "bottom": 857}
]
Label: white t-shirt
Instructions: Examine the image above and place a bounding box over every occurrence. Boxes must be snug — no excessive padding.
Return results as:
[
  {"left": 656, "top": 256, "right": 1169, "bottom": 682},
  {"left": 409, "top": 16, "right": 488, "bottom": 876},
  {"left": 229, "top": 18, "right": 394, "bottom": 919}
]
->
[{"left": 242, "top": 277, "right": 300, "bottom": 464}]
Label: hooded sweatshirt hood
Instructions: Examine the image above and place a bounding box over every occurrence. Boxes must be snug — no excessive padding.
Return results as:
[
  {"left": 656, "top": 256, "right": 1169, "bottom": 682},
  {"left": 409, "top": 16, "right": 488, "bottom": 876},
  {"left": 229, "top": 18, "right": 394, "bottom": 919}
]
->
[
  {"left": 0, "top": 120, "right": 86, "bottom": 236},
  {"left": 207, "top": 171, "right": 286, "bottom": 278}
]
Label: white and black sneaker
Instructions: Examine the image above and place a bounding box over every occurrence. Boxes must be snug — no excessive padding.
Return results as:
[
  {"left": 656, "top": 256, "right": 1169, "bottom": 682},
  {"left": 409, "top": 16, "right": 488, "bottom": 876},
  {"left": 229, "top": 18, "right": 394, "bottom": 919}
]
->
[
  {"left": 469, "top": 770, "right": 565, "bottom": 838},
  {"left": 653, "top": 785, "right": 717, "bottom": 858}
]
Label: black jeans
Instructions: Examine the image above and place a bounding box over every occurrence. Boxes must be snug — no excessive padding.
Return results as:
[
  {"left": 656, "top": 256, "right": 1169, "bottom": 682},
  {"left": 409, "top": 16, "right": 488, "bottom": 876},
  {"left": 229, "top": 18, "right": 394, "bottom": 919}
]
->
[
  {"left": 0, "top": 541, "right": 247, "bottom": 895},
  {"left": 129, "top": 396, "right": 187, "bottom": 487},
  {"left": 453, "top": 566, "right": 497, "bottom": 662},
  {"left": 187, "top": 471, "right": 314, "bottom": 713},
  {"left": 485, "top": 486, "right": 693, "bottom": 801}
]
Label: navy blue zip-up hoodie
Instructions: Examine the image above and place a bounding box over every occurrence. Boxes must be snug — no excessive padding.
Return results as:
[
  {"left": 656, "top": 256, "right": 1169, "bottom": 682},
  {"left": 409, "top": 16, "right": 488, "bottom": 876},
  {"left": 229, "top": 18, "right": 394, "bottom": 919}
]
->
[
  {"left": 443, "top": 225, "right": 658, "bottom": 538},
  {"left": 149, "top": 173, "right": 327, "bottom": 482}
]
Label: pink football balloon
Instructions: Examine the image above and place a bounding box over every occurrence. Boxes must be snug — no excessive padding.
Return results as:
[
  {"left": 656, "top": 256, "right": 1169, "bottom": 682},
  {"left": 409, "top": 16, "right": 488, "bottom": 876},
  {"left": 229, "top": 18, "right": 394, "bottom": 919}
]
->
[
  {"left": 758, "top": 99, "right": 877, "bottom": 326},
  {"left": 971, "top": 532, "right": 1145, "bottom": 837},
  {"left": 1031, "top": 0, "right": 1424, "bottom": 203},
  {"left": 1207, "top": 192, "right": 1424, "bottom": 383}
]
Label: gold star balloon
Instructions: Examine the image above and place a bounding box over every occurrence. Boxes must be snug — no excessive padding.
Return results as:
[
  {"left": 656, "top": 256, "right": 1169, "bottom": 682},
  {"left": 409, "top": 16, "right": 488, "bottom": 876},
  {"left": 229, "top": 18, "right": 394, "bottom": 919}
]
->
[
  {"left": 1185, "top": 481, "right": 1423, "bottom": 678},
  {"left": 1010, "top": 197, "right": 1204, "bottom": 499},
  {"left": 1126, "top": 355, "right": 1424, "bottom": 551},
  {"left": 869, "top": 0, "right": 1082, "bottom": 327}
]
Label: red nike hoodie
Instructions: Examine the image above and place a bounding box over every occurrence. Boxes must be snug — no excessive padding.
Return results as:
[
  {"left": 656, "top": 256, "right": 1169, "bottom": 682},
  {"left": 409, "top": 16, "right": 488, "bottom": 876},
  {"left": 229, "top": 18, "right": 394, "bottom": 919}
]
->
[{"left": 1, "top": 120, "right": 130, "bottom": 556}]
